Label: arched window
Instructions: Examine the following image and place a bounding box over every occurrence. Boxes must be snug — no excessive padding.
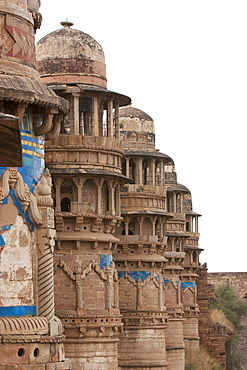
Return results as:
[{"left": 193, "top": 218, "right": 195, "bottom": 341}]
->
[
  {"left": 61, "top": 197, "right": 71, "bottom": 212},
  {"left": 193, "top": 251, "right": 197, "bottom": 263}
]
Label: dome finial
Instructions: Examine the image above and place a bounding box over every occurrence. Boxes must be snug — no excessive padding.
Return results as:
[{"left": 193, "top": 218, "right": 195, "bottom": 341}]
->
[{"left": 61, "top": 20, "right": 73, "bottom": 28}]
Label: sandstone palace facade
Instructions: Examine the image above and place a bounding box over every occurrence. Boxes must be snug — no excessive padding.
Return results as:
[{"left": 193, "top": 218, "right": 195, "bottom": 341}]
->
[{"left": 0, "top": 1, "right": 204, "bottom": 369}]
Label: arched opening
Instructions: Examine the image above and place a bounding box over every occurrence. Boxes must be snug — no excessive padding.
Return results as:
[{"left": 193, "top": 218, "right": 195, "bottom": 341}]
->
[
  {"left": 61, "top": 197, "right": 70, "bottom": 212},
  {"left": 143, "top": 217, "right": 152, "bottom": 235},
  {"left": 143, "top": 159, "right": 149, "bottom": 185},
  {"left": 82, "top": 179, "right": 97, "bottom": 213},
  {"left": 167, "top": 238, "right": 172, "bottom": 252},
  {"left": 122, "top": 159, "right": 126, "bottom": 176},
  {"left": 193, "top": 251, "right": 197, "bottom": 263},
  {"left": 79, "top": 97, "right": 92, "bottom": 135}
]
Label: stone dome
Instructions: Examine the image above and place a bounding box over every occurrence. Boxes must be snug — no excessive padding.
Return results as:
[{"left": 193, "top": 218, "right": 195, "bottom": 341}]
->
[
  {"left": 119, "top": 106, "right": 155, "bottom": 133},
  {"left": 36, "top": 22, "right": 107, "bottom": 88},
  {"left": 119, "top": 106, "right": 155, "bottom": 150}
]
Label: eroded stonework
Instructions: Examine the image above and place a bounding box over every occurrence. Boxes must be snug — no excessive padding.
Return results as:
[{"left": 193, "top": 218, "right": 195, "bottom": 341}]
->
[{"left": 1, "top": 3, "right": 205, "bottom": 369}]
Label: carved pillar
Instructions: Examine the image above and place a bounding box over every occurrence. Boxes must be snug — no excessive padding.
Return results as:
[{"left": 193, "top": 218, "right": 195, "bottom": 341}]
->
[
  {"left": 173, "top": 193, "right": 177, "bottom": 213},
  {"left": 151, "top": 158, "right": 155, "bottom": 185},
  {"left": 75, "top": 276, "right": 84, "bottom": 316},
  {"left": 96, "top": 178, "right": 104, "bottom": 214},
  {"left": 126, "top": 157, "right": 130, "bottom": 178},
  {"left": 138, "top": 216, "right": 144, "bottom": 236},
  {"left": 92, "top": 96, "right": 99, "bottom": 136},
  {"left": 115, "top": 100, "right": 120, "bottom": 139},
  {"left": 108, "top": 181, "right": 115, "bottom": 215},
  {"left": 35, "top": 170, "right": 61, "bottom": 335},
  {"left": 124, "top": 218, "right": 129, "bottom": 236},
  {"left": 115, "top": 183, "right": 121, "bottom": 216},
  {"left": 107, "top": 99, "right": 114, "bottom": 137},
  {"left": 138, "top": 157, "right": 143, "bottom": 185},
  {"left": 136, "top": 280, "right": 143, "bottom": 311},
  {"left": 73, "top": 93, "right": 80, "bottom": 135},
  {"left": 54, "top": 177, "right": 62, "bottom": 212},
  {"left": 105, "top": 267, "right": 113, "bottom": 311}
]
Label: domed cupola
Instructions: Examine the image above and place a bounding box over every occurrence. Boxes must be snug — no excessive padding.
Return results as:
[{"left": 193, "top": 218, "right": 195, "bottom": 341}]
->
[
  {"left": 36, "top": 21, "right": 107, "bottom": 88},
  {"left": 119, "top": 106, "right": 155, "bottom": 150}
]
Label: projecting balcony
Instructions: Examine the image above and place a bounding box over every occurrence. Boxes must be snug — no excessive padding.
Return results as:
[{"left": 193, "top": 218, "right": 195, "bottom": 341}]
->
[
  {"left": 117, "top": 234, "right": 162, "bottom": 243},
  {"left": 46, "top": 134, "right": 122, "bottom": 151},
  {"left": 121, "top": 184, "right": 166, "bottom": 195},
  {"left": 164, "top": 251, "right": 186, "bottom": 259}
]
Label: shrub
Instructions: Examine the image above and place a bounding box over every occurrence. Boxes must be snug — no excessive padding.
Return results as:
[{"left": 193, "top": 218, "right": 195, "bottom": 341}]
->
[
  {"left": 185, "top": 348, "right": 222, "bottom": 370},
  {"left": 210, "top": 284, "right": 247, "bottom": 370}
]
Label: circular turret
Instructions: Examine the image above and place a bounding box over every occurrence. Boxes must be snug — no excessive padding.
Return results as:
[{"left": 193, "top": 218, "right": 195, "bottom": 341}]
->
[{"left": 36, "top": 22, "right": 107, "bottom": 88}]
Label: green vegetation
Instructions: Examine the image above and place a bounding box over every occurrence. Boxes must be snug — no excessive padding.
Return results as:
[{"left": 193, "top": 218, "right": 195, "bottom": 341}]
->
[
  {"left": 185, "top": 348, "right": 222, "bottom": 370},
  {"left": 210, "top": 284, "right": 247, "bottom": 370}
]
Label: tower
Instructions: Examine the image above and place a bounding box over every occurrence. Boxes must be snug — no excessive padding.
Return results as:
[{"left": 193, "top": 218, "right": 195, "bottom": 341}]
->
[
  {"left": 115, "top": 106, "right": 170, "bottom": 369},
  {"left": 36, "top": 21, "right": 131, "bottom": 370},
  {"left": 0, "top": 0, "right": 70, "bottom": 368}
]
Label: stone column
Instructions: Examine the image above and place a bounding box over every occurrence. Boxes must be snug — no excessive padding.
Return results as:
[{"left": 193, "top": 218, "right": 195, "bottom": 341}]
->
[
  {"left": 73, "top": 93, "right": 80, "bottom": 135},
  {"left": 126, "top": 157, "right": 130, "bottom": 178},
  {"left": 54, "top": 177, "right": 62, "bottom": 212},
  {"left": 115, "top": 183, "right": 121, "bottom": 216},
  {"left": 97, "top": 180, "right": 103, "bottom": 214},
  {"left": 107, "top": 99, "right": 114, "bottom": 137},
  {"left": 173, "top": 193, "right": 177, "bottom": 213},
  {"left": 160, "top": 159, "right": 164, "bottom": 186},
  {"left": 115, "top": 100, "right": 120, "bottom": 139},
  {"left": 93, "top": 97, "right": 99, "bottom": 136},
  {"left": 138, "top": 158, "right": 143, "bottom": 185},
  {"left": 151, "top": 159, "right": 156, "bottom": 185}
]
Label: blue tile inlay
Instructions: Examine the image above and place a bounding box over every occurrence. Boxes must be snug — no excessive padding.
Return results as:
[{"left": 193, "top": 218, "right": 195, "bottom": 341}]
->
[
  {"left": 0, "top": 225, "right": 11, "bottom": 231},
  {"left": 117, "top": 271, "right": 126, "bottom": 279},
  {"left": 1, "top": 189, "right": 34, "bottom": 231},
  {"left": 0, "top": 305, "right": 36, "bottom": 317},
  {"left": 181, "top": 282, "right": 195, "bottom": 290},
  {"left": 164, "top": 279, "right": 171, "bottom": 285},
  {"left": 129, "top": 271, "right": 151, "bottom": 282},
  {"left": 154, "top": 275, "right": 161, "bottom": 282},
  {"left": 117, "top": 271, "right": 152, "bottom": 282},
  {"left": 99, "top": 255, "right": 112, "bottom": 270},
  {"left": 21, "top": 135, "right": 43, "bottom": 145},
  {"left": 0, "top": 235, "right": 5, "bottom": 247},
  {"left": 0, "top": 127, "right": 44, "bottom": 193}
]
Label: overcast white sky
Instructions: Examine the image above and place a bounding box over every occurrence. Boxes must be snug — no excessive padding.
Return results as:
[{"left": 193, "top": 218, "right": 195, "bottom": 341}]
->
[{"left": 36, "top": 1, "right": 247, "bottom": 273}]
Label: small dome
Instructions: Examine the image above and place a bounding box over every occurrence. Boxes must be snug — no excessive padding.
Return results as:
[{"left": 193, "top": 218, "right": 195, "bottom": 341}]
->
[
  {"left": 119, "top": 106, "right": 155, "bottom": 150},
  {"left": 36, "top": 22, "right": 107, "bottom": 88}
]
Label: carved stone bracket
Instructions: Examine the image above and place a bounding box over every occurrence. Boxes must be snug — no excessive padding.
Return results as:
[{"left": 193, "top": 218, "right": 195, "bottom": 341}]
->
[{"left": 0, "top": 168, "right": 42, "bottom": 225}]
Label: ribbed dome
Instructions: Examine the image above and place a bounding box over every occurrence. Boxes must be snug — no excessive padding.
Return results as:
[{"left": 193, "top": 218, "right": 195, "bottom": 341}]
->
[
  {"left": 119, "top": 106, "right": 155, "bottom": 150},
  {"left": 36, "top": 22, "right": 107, "bottom": 88}
]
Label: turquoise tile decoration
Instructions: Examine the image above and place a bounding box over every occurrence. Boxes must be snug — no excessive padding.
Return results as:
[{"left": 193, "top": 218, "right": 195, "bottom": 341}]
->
[
  {"left": 0, "top": 305, "right": 36, "bottom": 317},
  {"left": 99, "top": 255, "right": 112, "bottom": 270},
  {"left": 0, "top": 235, "right": 5, "bottom": 247},
  {"left": 164, "top": 279, "right": 171, "bottom": 285},
  {"left": 181, "top": 282, "right": 195, "bottom": 290},
  {"left": 1, "top": 189, "right": 34, "bottom": 230},
  {"left": 117, "top": 271, "right": 151, "bottom": 282},
  {"left": 0, "top": 127, "right": 44, "bottom": 193}
]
